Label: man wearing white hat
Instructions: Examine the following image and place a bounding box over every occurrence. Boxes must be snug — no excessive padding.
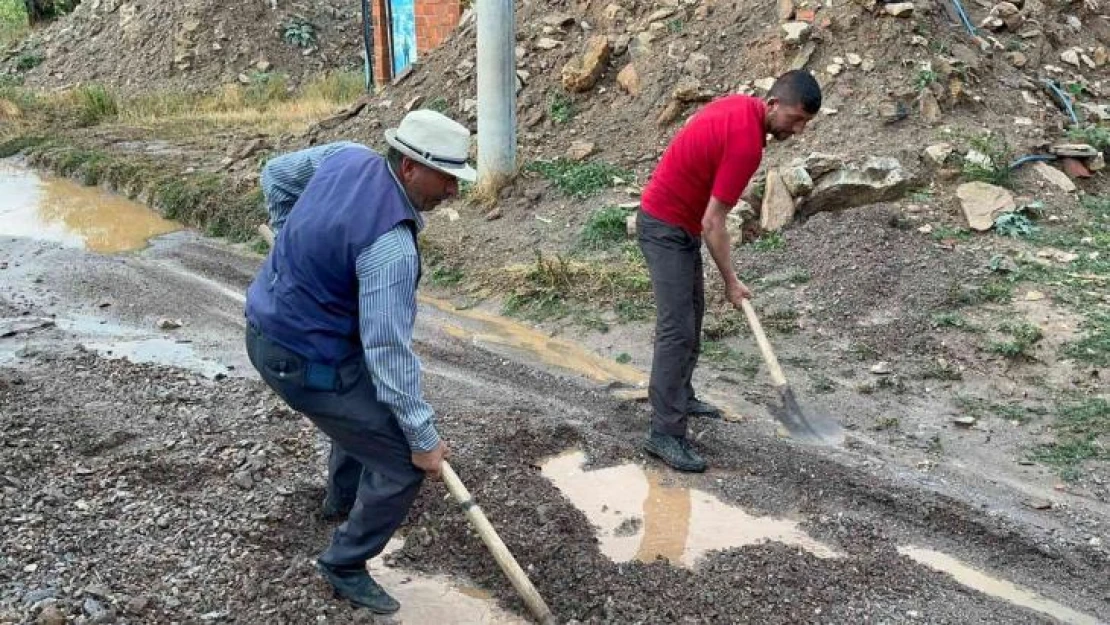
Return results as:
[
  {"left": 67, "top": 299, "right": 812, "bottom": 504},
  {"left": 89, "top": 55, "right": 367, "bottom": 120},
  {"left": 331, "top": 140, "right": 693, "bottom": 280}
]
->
[{"left": 244, "top": 109, "right": 475, "bottom": 614}]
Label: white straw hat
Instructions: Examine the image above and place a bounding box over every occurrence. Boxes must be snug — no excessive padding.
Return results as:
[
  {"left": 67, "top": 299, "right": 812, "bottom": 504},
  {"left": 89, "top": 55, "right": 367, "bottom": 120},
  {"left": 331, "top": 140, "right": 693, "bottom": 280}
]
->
[{"left": 384, "top": 110, "right": 477, "bottom": 182}]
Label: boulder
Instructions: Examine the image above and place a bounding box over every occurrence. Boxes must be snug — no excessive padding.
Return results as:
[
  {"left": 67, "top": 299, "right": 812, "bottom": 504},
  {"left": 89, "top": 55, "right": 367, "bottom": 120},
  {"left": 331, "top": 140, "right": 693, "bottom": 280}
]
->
[
  {"left": 781, "top": 22, "right": 811, "bottom": 46},
  {"left": 1049, "top": 143, "right": 1099, "bottom": 158},
  {"left": 924, "top": 143, "right": 954, "bottom": 166},
  {"left": 802, "top": 158, "right": 914, "bottom": 213},
  {"left": 780, "top": 166, "right": 814, "bottom": 197},
  {"left": 956, "top": 182, "right": 1016, "bottom": 231},
  {"left": 1032, "top": 162, "right": 1076, "bottom": 192},
  {"left": 672, "top": 76, "right": 713, "bottom": 102},
  {"left": 793, "top": 152, "right": 845, "bottom": 179},
  {"left": 616, "top": 64, "right": 641, "bottom": 96},
  {"left": 566, "top": 141, "right": 597, "bottom": 161},
  {"left": 561, "top": 36, "right": 611, "bottom": 92},
  {"left": 761, "top": 169, "right": 796, "bottom": 231}
]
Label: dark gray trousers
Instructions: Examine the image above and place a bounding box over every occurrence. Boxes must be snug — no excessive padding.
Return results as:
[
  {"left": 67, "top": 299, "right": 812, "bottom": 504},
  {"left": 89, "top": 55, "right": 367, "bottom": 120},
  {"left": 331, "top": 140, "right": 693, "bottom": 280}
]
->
[
  {"left": 637, "top": 210, "right": 705, "bottom": 437},
  {"left": 245, "top": 323, "right": 424, "bottom": 569}
]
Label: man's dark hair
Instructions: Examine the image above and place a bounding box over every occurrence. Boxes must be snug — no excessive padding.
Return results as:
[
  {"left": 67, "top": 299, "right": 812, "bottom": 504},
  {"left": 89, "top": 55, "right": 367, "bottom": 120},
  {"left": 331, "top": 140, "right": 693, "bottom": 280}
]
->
[
  {"left": 386, "top": 146, "right": 406, "bottom": 172},
  {"left": 768, "top": 70, "right": 822, "bottom": 115}
]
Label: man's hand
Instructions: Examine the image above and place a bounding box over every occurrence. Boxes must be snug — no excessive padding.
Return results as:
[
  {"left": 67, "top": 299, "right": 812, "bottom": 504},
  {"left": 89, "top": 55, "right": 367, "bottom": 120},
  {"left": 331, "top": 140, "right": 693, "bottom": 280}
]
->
[
  {"left": 412, "top": 441, "right": 450, "bottom": 480},
  {"left": 725, "top": 279, "right": 753, "bottom": 309}
]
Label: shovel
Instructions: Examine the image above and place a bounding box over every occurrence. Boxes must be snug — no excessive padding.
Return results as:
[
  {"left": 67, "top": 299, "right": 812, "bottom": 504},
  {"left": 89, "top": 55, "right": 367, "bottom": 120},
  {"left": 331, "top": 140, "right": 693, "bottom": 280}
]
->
[
  {"left": 739, "top": 299, "right": 843, "bottom": 444},
  {"left": 442, "top": 462, "right": 557, "bottom": 625}
]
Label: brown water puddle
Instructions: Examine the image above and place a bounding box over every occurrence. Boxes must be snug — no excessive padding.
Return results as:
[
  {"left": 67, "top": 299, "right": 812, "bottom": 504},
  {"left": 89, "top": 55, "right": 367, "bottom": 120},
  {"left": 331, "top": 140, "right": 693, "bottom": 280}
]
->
[
  {"left": 371, "top": 539, "right": 525, "bottom": 624},
  {"left": 0, "top": 162, "right": 180, "bottom": 253},
  {"left": 540, "top": 450, "right": 838, "bottom": 567},
  {"left": 898, "top": 547, "right": 1104, "bottom": 625}
]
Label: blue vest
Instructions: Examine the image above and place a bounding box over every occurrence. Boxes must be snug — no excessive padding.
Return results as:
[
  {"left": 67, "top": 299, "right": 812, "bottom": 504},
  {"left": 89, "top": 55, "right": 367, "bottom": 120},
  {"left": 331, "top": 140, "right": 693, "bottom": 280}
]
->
[{"left": 245, "top": 147, "right": 418, "bottom": 364}]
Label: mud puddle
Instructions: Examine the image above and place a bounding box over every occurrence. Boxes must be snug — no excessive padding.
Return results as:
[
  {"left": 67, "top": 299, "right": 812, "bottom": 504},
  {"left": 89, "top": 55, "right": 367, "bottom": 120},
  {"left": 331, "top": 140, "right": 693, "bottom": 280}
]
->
[
  {"left": 372, "top": 540, "right": 525, "bottom": 624},
  {"left": 540, "top": 450, "right": 838, "bottom": 567},
  {"left": 0, "top": 161, "right": 180, "bottom": 253},
  {"left": 898, "top": 546, "right": 1104, "bottom": 625}
]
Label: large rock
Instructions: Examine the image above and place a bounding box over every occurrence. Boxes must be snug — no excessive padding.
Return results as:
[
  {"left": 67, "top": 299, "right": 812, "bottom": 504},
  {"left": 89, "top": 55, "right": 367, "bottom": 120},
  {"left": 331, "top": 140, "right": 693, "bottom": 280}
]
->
[
  {"left": 672, "top": 76, "right": 713, "bottom": 102},
  {"left": 802, "top": 158, "right": 914, "bottom": 213},
  {"left": 781, "top": 166, "right": 814, "bottom": 197},
  {"left": 781, "top": 22, "right": 811, "bottom": 46},
  {"left": 924, "top": 143, "right": 954, "bottom": 166},
  {"left": 761, "top": 169, "right": 796, "bottom": 231},
  {"left": 1032, "top": 162, "right": 1076, "bottom": 192},
  {"left": 957, "top": 182, "right": 1016, "bottom": 231},
  {"left": 777, "top": 0, "right": 796, "bottom": 20},
  {"left": 794, "top": 153, "right": 845, "bottom": 178},
  {"left": 561, "top": 36, "right": 611, "bottom": 92}
]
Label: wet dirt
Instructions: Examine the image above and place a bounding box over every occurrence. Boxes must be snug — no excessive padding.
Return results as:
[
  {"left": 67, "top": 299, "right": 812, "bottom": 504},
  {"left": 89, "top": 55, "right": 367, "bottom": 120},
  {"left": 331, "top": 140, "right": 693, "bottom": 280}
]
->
[
  {"left": 0, "top": 163, "right": 180, "bottom": 254},
  {"left": 2, "top": 177, "right": 1109, "bottom": 624}
]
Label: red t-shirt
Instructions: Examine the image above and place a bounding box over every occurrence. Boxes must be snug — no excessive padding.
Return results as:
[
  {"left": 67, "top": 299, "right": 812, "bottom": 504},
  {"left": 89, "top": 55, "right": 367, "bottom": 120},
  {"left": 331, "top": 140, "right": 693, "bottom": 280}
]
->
[{"left": 641, "top": 95, "right": 767, "bottom": 236}]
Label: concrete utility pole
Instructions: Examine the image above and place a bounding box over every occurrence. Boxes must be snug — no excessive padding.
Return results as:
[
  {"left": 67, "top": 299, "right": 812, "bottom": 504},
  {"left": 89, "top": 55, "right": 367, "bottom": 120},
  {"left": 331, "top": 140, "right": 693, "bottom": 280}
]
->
[{"left": 475, "top": 0, "right": 517, "bottom": 188}]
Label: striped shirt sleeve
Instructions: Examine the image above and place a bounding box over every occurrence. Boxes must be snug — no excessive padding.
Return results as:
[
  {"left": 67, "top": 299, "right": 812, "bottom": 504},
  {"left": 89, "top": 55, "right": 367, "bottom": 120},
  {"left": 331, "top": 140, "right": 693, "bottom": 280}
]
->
[
  {"left": 259, "top": 141, "right": 357, "bottom": 234},
  {"left": 355, "top": 224, "right": 439, "bottom": 452}
]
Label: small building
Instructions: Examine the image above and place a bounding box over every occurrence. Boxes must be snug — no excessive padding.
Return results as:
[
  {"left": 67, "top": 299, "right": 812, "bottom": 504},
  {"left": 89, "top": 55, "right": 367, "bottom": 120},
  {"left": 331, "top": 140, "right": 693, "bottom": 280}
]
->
[{"left": 369, "top": 0, "right": 463, "bottom": 85}]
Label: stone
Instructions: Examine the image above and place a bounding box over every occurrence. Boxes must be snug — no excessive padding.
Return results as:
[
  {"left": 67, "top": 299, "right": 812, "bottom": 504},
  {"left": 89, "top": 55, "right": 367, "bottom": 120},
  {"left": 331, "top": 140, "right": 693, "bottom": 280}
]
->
[
  {"left": 237, "top": 73, "right": 251, "bottom": 85},
  {"left": 965, "top": 149, "right": 993, "bottom": 168},
  {"left": 603, "top": 3, "right": 623, "bottom": 21},
  {"left": 802, "top": 158, "right": 914, "bottom": 213},
  {"left": 1078, "top": 102, "right": 1110, "bottom": 122},
  {"left": 1060, "top": 48, "right": 1082, "bottom": 68},
  {"left": 755, "top": 77, "right": 776, "bottom": 93},
  {"left": 777, "top": 0, "right": 796, "bottom": 20},
  {"left": 1032, "top": 162, "right": 1076, "bottom": 192},
  {"left": 884, "top": 2, "right": 914, "bottom": 16},
  {"left": 566, "top": 141, "right": 597, "bottom": 161},
  {"left": 793, "top": 153, "right": 844, "bottom": 179},
  {"left": 37, "top": 606, "right": 66, "bottom": 625},
  {"left": 535, "top": 37, "right": 562, "bottom": 50},
  {"left": 1023, "top": 499, "right": 1053, "bottom": 510},
  {"left": 672, "top": 76, "right": 712, "bottom": 102},
  {"left": 919, "top": 90, "right": 941, "bottom": 124},
  {"left": 84, "top": 598, "right": 108, "bottom": 619},
  {"left": 157, "top": 318, "right": 183, "bottom": 330},
  {"left": 1024, "top": 290, "right": 1046, "bottom": 301},
  {"left": 781, "top": 22, "right": 811, "bottom": 46},
  {"left": 561, "top": 36, "right": 611, "bottom": 93},
  {"left": 1089, "top": 153, "right": 1105, "bottom": 172},
  {"left": 626, "top": 214, "right": 638, "bottom": 237},
  {"left": 1037, "top": 248, "right": 1079, "bottom": 263},
  {"left": 684, "top": 52, "right": 712, "bottom": 78},
  {"left": 616, "top": 64, "right": 641, "bottom": 96},
  {"left": 781, "top": 166, "right": 814, "bottom": 197},
  {"left": 790, "top": 42, "right": 817, "bottom": 71},
  {"left": 870, "top": 362, "right": 893, "bottom": 375},
  {"left": 847, "top": 53, "right": 863, "bottom": 66},
  {"left": 23, "top": 588, "right": 56, "bottom": 605},
  {"left": 255, "top": 59, "right": 272, "bottom": 72},
  {"left": 862, "top": 58, "right": 876, "bottom": 72},
  {"left": 542, "top": 12, "right": 575, "bottom": 27},
  {"left": 232, "top": 470, "right": 254, "bottom": 490},
  {"left": 1060, "top": 157, "right": 1093, "bottom": 178},
  {"left": 1006, "top": 51, "right": 1027, "bottom": 67},
  {"left": 879, "top": 100, "right": 909, "bottom": 124},
  {"left": 656, "top": 100, "right": 685, "bottom": 126},
  {"left": 1094, "top": 46, "right": 1108, "bottom": 68},
  {"left": 826, "top": 63, "right": 843, "bottom": 76},
  {"left": 924, "top": 143, "right": 954, "bottom": 166},
  {"left": 952, "top": 416, "right": 977, "bottom": 427},
  {"left": 647, "top": 7, "right": 676, "bottom": 21},
  {"left": 761, "top": 169, "right": 796, "bottom": 231},
  {"left": 956, "top": 182, "right": 1016, "bottom": 231},
  {"left": 1050, "top": 144, "right": 1099, "bottom": 158}
]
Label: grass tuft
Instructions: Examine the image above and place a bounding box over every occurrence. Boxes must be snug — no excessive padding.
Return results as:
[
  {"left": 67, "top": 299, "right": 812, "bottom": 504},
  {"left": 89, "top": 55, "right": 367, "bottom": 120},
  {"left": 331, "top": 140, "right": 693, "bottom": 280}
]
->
[
  {"left": 579, "top": 206, "right": 632, "bottom": 250},
  {"left": 526, "top": 159, "right": 632, "bottom": 199}
]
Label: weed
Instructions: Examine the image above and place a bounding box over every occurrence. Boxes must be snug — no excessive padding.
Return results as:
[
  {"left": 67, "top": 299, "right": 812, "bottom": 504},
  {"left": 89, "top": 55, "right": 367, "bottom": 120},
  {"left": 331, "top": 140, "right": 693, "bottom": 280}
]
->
[
  {"left": 914, "top": 69, "right": 938, "bottom": 91},
  {"left": 1028, "top": 397, "right": 1108, "bottom": 480},
  {"left": 244, "top": 72, "right": 290, "bottom": 107},
  {"left": 703, "top": 315, "right": 745, "bottom": 340},
  {"left": 526, "top": 159, "right": 631, "bottom": 198},
  {"left": 0, "top": 135, "right": 46, "bottom": 158},
  {"left": 426, "top": 96, "right": 449, "bottom": 113},
  {"left": 616, "top": 299, "right": 653, "bottom": 323},
  {"left": 873, "top": 416, "right": 900, "bottom": 431},
  {"left": 16, "top": 49, "right": 43, "bottom": 71},
  {"left": 579, "top": 206, "right": 632, "bottom": 250},
  {"left": 1068, "top": 125, "right": 1110, "bottom": 151},
  {"left": 910, "top": 189, "right": 934, "bottom": 202},
  {"left": 1064, "top": 312, "right": 1110, "bottom": 366},
  {"left": 763, "top": 308, "right": 799, "bottom": 334},
  {"left": 500, "top": 252, "right": 652, "bottom": 325},
  {"left": 811, "top": 375, "right": 836, "bottom": 394},
  {"left": 752, "top": 231, "right": 784, "bottom": 251},
  {"left": 988, "top": 321, "right": 1043, "bottom": 359},
  {"left": 931, "top": 225, "right": 972, "bottom": 241},
  {"left": 931, "top": 312, "right": 982, "bottom": 332},
  {"left": 429, "top": 266, "right": 464, "bottom": 287},
  {"left": 994, "top": 212, "right": 1036, "bottom": 238},
  {"left": 950, "top": 280, "right": 1013, "bottom": 306},
  {"left": 301, "top": 71, "right": 364, "bottom": 103},
  {"left": 926, "top": 434, "right": 944, "bottom": 454},
  {"left": 0, "top": 0, "right": 28, "bottom": 48},
  {"left": 616, "top": 353, "right": 632, "bottom": 364},
  {"left": 549, "top": 93, "right": 574, "bottom": 123},
  {"left": 72, "top": 84, "right": 118, "bottom": 126},
  {"left": 283, "top": 18, "right": 317, "bottom": 48},
  {"left": 919, "top": 359, "right": 963, "bottom": 381},
  {"left": 849, "top": 343, "right": 880, "bottom": 361},
  {"left": 667, "top": 18, "right": 684, "bottom": 33},
  {"left": 702, "top": 341, "right": 760, "bottom": 378},
  {"left": 961, "top": 134, "right": 1013, "bottom": 188},
  {"left": 758, "top": 268, "right": 811, "bottom": 288}
]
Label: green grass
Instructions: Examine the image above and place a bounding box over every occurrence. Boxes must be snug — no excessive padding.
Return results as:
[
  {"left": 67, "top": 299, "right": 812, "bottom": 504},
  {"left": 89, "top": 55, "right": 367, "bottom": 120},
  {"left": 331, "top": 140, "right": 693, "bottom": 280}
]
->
[
  {"left": 0, "top": 0, "right": 28, "bottom": 49},
  {"left": 931, "top": 225, "right": 972, "bottom": 241},
  {"left": 1065, "top": 312, "right": 1110, "bottom": 367},
  {"left": 429, "top": 266, "right": 464, "bottom": 287},
  {"left": 301, "top": 71, "right": 364, "bottom": 103},
  {"left": 426, "top": 96, "right": 449, "bottom": 113},
  {"left": 16, "top": 49, "right": 43, "bottom": 71},
  {"left": 615, "top": 299, "right": 653, "bottom": 323},
  {"left": 914, "top": 69, "right": 938, "bottom": 91},
  {"left": 931, "top": 312, "right": 983, "bottom": 332},
  {"left": 763, "top": 308, "right": 799, "bottom": 334},
  {"left": 956, "top": 396, "right": 1047, "bottom": 425},
  {"left": 949, "top": 280, "right": 1013, "bottom": 306},
  {"left": 961, "top": 134, "right": 1013, "bottom": 188},
  {"left": 702, "top": 340, "right": 760, "bottom": 378},
  {"left": 73, "top": 84, "right": 119, "bottom": 126},
  {"left": 616, "top": 353, "right": 632, "bottom": 364},
  {"left": 1068, "top": 124, "right": 1110, "bottom": 151},
  {"left": 994, "top": 212, "right": 1036, "bottom": 238},
  {"left": 1028, "top": 398, "right": 1108, "bottom": 480},
  {"left": 811, "top": 374, "right": 836, "bottom": 394},
  {"left": 549, "top": 93, "right": 575, "bottom": 124},
  {"left": 988, "top": 321, "right": 1043, "bottom": 359},
  {"left": 526, "top": 159, "right": 632, "bottom": 199},
  {"left": 578, "top": 206, "right": 632, "bottom": 250},
  {"left": 758, "top": 269, "right": 811, "bottom": 289},
  {"left": 703, "top": 315, "right": 745, "bottom": 340},
  {"left": 752, "top": 231, "right": 784, "bottom": 251},
  {"left": 500, "top": 252, "right": 653, "bottom": 326}
]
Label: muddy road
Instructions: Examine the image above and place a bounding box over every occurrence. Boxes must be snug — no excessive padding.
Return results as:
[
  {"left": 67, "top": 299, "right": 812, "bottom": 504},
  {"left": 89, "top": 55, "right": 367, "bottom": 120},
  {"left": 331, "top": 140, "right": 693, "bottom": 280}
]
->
[{"left": 1, "top": 162, "right": 1108, "bottom": 624}]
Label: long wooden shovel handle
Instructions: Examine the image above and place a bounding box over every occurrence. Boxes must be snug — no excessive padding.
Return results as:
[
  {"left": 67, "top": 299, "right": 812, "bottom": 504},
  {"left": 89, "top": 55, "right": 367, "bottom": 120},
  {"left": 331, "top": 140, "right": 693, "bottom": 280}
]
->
[
  {"left": 441, "top": 461, "right": 557, "bottom": 625},
  {"left": 740, "top": 299, "right": 788, "bottom": 387}
]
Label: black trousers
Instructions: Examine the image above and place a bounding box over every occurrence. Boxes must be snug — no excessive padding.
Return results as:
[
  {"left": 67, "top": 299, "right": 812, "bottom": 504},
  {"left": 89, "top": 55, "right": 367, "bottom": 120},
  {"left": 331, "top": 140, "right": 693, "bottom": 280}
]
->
[
  {"left": 245, "top": 324, "right": 424, "bottom": 569},
  {"left": 637, "top": 210, "right": 705, "bottom": 437}
]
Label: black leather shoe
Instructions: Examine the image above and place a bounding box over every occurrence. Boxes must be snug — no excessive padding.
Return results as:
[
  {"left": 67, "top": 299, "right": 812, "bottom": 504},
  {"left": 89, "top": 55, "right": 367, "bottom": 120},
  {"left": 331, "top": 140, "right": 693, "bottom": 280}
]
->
[
  {"left": 320, "top": 495, "right": 354, "bottom": 522},
  {"left": 317, "top": 562, "right": 400, "bottom": 614},
  {"left": 643, "top": 432, "right": 708, "bottom": 472},
  {"left": 687, "top": 398, "right": 722, "bottom": 419}
]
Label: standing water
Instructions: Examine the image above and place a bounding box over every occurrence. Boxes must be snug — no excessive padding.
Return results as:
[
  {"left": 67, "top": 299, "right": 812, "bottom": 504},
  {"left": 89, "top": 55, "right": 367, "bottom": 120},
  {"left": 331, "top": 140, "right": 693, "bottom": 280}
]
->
[{"left": 0, "top": 162, "right": 180, "bottom": 253}]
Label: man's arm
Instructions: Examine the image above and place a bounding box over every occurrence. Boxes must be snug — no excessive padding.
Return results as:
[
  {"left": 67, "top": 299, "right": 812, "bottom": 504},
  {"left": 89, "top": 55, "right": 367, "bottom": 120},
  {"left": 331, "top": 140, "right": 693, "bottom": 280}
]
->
[
  {"left": 702, "top": 197, "right": 752, "bottom": 308},
  {"left": 259, "top": 142, "right": 357, "bottom": 235},
  {"left": 355, "top": 225, "right": 448, "bottom": 477}
]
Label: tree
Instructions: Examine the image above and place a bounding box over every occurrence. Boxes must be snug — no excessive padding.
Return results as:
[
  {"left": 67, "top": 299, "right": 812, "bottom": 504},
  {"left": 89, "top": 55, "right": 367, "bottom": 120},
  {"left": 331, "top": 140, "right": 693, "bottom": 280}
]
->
[{"left": 24, "top": 0, "right": 80, "bottom": 25}]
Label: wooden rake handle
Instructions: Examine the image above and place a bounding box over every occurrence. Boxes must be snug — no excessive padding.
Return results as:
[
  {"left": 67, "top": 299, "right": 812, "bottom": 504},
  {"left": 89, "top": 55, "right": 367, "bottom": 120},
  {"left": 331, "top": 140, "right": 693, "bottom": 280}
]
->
[
  {"left": 441, "top": 461, "right": 557, "bottom": 625},
  {"left": 740, "top": 299, "right": 789, "bottom": 388}
]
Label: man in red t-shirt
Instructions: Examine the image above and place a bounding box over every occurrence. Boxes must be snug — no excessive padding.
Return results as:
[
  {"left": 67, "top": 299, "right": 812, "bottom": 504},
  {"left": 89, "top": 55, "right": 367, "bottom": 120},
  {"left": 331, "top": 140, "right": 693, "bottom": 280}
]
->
[{"left": 637, "top": 70, "right": 821, "bottom": 472}]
